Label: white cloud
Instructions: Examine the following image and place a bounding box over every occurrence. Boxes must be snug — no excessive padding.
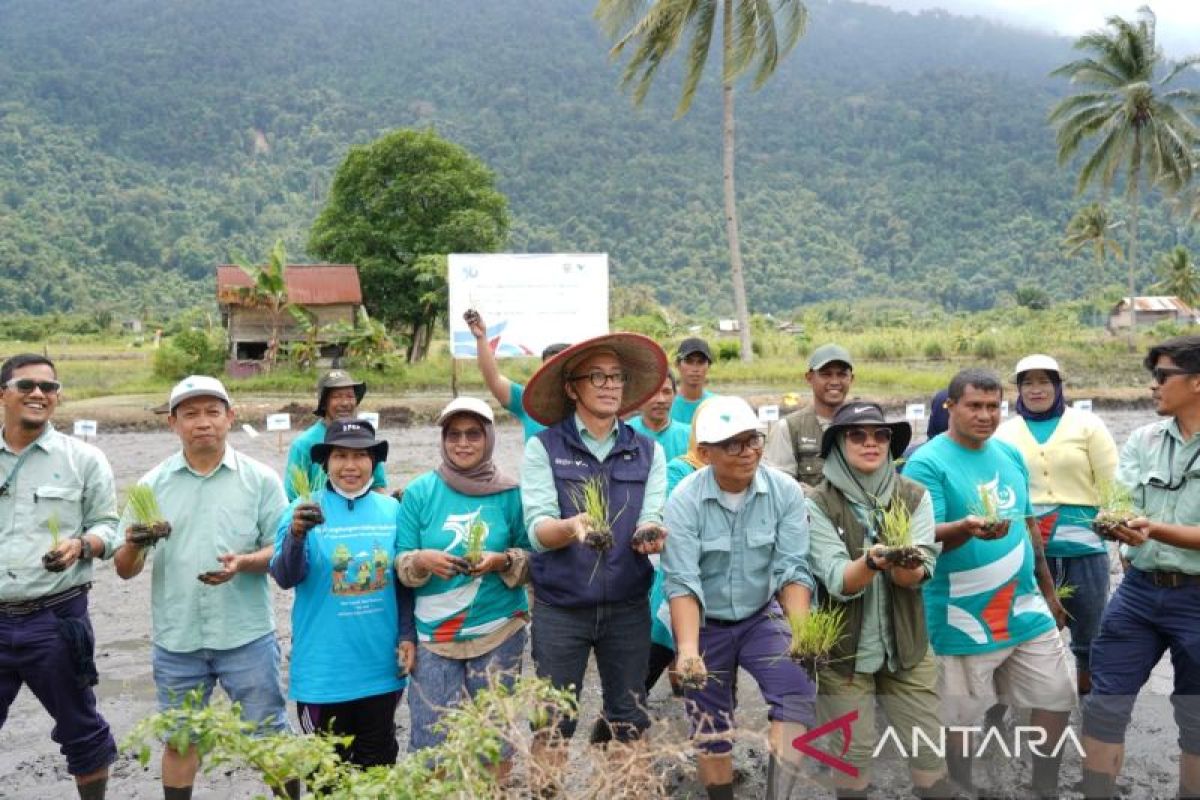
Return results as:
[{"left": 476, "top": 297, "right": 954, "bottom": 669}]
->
[{"left": 866, "top": 0, "right": 1200, "bottom": 56}]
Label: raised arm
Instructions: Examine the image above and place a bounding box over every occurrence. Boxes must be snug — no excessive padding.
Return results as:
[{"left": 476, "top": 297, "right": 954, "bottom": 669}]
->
[{"left": 466, "top": 309, "right": 513, "bottom": 408}]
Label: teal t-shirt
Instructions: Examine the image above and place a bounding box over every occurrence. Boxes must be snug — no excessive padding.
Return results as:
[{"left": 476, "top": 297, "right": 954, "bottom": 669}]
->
[
  {"left": 285, "top": 420, "right": 387, "bottom": 501},
  {"left": 904, "top": 434, "right": 1055, "bottom": 656},
  {"left": 506, "top": 382, "right": 546, "bottom": 442},
  {"left": 627, "top": 416, "right": 691, "bottom": 462},
  {"left": 1025, "top": 416, "right": 1062, "bottom": 445},
  {"left": 1034, "top": 503, "right": 1106, "bottom": 558},
  {"left": 649, "top": 455, "right": 702, "bottom": 651},
  {"left": 272, "top": 491, "right": 406, "bottom": 703},
  {"left": 670, "top": 390, "right": 714, "bottom": 425},
  {"left": 667, "top": 457, "right": 699, "bottom": 496},
  {"left": 397, "top": 472, "right": 530, "bottom": 642}
]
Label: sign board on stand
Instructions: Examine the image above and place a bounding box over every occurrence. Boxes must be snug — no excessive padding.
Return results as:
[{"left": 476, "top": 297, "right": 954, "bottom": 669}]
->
[
  {"left": 757, "top": 404, "right": 780, "bottom": 423},
  {"left": 448, "top": 254, "right": 609, "bottom": 358},
  {"left": 1074, "top": 399, "right": 1093, "bottom": 412},
  {"left": 266, "top": 413, "right": 291, "bottom": 454},
  {"left": 358, "top": 412, "right": 380, "bottom": 430},
  {"left": 73, "top": 420, "right": 98, "bottom": 440},
  {"left": 905, "top": 404, "right": 926, "bottom": 422}
]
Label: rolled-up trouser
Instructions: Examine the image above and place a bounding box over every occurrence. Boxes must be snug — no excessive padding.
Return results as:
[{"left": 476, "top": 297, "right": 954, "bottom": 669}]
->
[
  {"left": 531, "top": 596, "right": 651, "bottom": 742},
  {"left": 0, "top": 591, "right": 117, "bottom": 776},
  {"left": 1083, "top": 568, "right": 1200, "bottom": 753},
  {"left": 684, "top": 605, "right": 816, "bottom": 755}
]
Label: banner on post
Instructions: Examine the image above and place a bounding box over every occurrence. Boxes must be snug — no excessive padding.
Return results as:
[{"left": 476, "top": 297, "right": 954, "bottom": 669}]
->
[{"left": 448, "top": 254, "right": 609, "bottom": 358}]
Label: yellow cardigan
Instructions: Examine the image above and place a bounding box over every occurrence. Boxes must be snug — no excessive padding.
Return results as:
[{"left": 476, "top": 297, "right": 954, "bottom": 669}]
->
[{"left": 995, "top": 407, "right": 1118, "bottom": 507}]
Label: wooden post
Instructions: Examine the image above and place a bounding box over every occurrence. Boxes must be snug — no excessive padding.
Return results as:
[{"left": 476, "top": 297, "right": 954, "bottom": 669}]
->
[{"left": 450, "top": 356, "right": 460, "bottom": 399}]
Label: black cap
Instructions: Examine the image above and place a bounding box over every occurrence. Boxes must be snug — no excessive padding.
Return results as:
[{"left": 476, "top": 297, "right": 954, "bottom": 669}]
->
[
  {"left": 819, "top": 402, "right": 912, "bottom": 459},
  {"left": 676, "top": 337, "right": 713, "bottom": 363},
  {"left": 310, "top": 419, "right": 389, "bottom": 465}
]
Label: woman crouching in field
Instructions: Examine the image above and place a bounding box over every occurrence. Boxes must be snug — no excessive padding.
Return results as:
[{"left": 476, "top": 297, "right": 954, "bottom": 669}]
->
[
  {"left": 270, "top": 419, "right": 412, "bottom": 768},
  {"left": 395, "top": 397, "right": 530, "bottom": 783},
  {"left": 806, "top": 403, "right": 959, "bottom": 799}
]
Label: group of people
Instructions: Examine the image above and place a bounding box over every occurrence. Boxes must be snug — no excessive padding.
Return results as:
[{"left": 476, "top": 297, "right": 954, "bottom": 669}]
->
[{"left": 2, "top": 322, "right": 1199, "bottom": 800}]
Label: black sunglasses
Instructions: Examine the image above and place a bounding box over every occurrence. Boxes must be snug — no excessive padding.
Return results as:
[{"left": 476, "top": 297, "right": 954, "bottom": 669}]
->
[
  {"left": 1151, "top": 367, "right": 1198, "bottom": 385},
  {"left": 5, "top": 379, "right": 61, "bottom": 394}
]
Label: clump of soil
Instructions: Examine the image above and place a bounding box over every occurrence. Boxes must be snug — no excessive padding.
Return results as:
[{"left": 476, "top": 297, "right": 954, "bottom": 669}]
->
[
  {"left": 630, "top": 527, "right": 664, "bottom": 548},
  {"left": 1092, "top": 513, "right": 1133, "bottom": 541},
  {"left": 584, "top": 528, "right": 614, "bottom": 552},
  {"left": 877, "top": 545, "right": 923, "bottom": 570},
  {"left": 127, "top": 522, "right": 171, "bottom": 547}
]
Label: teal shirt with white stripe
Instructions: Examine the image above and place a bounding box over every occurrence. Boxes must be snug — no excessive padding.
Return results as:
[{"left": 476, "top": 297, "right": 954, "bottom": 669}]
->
[
  {"left": 123, "top": 446, "right": 288, "bottom": 653},
  {"left": 904, "top": 434, "right": 1055, "bottom": 656},
  {"left": 397, "top": 472, "right": 529, "bottom": 642}
]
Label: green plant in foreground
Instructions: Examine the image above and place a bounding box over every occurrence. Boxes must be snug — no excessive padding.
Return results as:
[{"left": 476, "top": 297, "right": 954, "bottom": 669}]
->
[
  {"left": 1056, "top": 584, "right": 1077, "bottom": 601},
  {"left": 571, "top": 475, "right": 612, "bottom": 536},
  {"left": 970, "top": 483, "right": 1001, "bottom": 523},
  {"left": 47, "top": 512, "right": 61, "bottom": 549},
  {"left": 787, "top": 607, "right": 846, "bottom": 664},
  {"left": 1096, "top": 480, "right": 1136, "bottom": 520},
  {"left": 464, "top": 511, "right": 488, "bottom": 567},
  {"left": 876, "top": 497, "right": 914, "bottom": 549},
  {"left": 127, "top": 484, "right": 165, "bottom": 526},
  {"left": 289, "top": 465, "right": 324, "bottom": 503}
]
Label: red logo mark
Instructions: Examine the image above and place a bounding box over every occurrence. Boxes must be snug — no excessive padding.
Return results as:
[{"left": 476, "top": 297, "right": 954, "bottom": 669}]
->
[{"left": 792, "top": 710, "right": 860, "bottom": 777}]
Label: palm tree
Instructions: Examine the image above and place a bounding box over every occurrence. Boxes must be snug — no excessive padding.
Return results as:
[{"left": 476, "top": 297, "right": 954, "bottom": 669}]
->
[
  {"left": 1063, "top": 203, "right": 1124, "bottom": 271},
  {"left": 1152, "top": 245, "right": 1200, "bottom": 307},
  {"left": 1048, "top": 6, "right": 1200, "bottom": 349},
  {"left": 595, "top": 0, "right": 808, "bottom": 363},
  {"left": 233, "top": 239, "right": 290, "bottom": 370}
]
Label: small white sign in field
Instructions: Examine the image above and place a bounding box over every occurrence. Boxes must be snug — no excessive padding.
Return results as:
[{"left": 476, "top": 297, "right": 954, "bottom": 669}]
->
[
  {"left": 1074, "top": 399, "right": 1093, "bottom": 412},
  {"left": 73, "top": 419, "right": 98, "bottom": 438},
  {"left": 358, "top": 412, "right": 381, "bottom": 429},
  {"left": 905, "top": 404, "right": 925, "bottom": 422},
  {"left": 757, "top": 404, "right": 780, "bottom": 423},
  {"left": 266, "top": 413, "right": 291, "bottom": 432}
]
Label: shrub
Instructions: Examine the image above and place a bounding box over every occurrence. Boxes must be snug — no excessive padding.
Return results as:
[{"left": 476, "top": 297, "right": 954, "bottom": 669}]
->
[
  {"left": 972, "top": 336, "right": 998, "bottom": 360},
  {"left": 923, "top": 340, "right": 945, "bottom": 360},
  {"left": 153, "top": 329, "right": 226, "bottom": 379}
]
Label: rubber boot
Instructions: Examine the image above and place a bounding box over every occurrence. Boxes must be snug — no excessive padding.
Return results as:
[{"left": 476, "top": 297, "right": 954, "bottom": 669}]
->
[
  {"left": 77, "top": 778, "right": 107, "bottom": 800},
  {"left": 1031, "top": 753, "right": 1063, "bottom": 799},
  {"left": 946, "top": 751, "right": 974, "bottom": 799},
  {"left": 1079, "top": 769, "right": 1116, "bottom": 800}
]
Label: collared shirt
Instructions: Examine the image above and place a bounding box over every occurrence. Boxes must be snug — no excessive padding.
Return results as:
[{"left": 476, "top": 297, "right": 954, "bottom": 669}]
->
[
  {"left": 121, "top": 446, "right": 288, "bottom": 652},
  {"left": 284, "top": 420, "right": 387, "bottom": 501},
  {"left": 661, "top": 464, "right": 814, "bottom": 621},
  {"left": 522, "top": 414, "right": 666, "bottom": 552},
  {"left": 807, "top": 492, "right": 939, "bottom": 673},
  {"left": 0, "top": 425, "right": 119, "bottom": 602},
  {"left": 1118, "top": 418, "right": 1200, "bottom": 574}
]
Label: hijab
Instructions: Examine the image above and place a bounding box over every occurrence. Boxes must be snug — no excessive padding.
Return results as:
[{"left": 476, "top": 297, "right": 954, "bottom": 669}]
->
[
  {"left": 1016, "top": 372, "right": 1066, "bottom": 422},
  {"left": 927, "top": 389, "right": 950, "bottom": 439},
  {"left": 436, "top": 412, "right": 519, "bottom": 496},
  {"left": 822, "top": 433, "right": 898, "bottom": 509}
]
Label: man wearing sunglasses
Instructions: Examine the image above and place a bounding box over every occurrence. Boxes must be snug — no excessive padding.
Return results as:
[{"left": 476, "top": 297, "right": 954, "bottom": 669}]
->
[
  {"left": 1082, "top": 335, "right": 1200, "bottom": 799},
  {"left": 662, "top": 396, "right": 816, "bottom": 800},
  {"left": 0, "top": 354, "right": 120, "bottom": 800},
  {"left": 904, "top": 368, "right": 1073, "bottom": 798}
]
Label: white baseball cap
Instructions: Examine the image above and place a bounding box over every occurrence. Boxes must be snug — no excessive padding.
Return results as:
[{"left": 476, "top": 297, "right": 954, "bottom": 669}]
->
[
  {"left": 1012, "top": 354, "right": 1062, "bottom": 381},
  {"left": 436, "top": 396, "right": 495, "bottom": 426},
  {"left": 695, "top": 396, "right": 764, "bottom": 445},
  {"left": 168, "top": 375, "right": 232, "bottom": 413}
]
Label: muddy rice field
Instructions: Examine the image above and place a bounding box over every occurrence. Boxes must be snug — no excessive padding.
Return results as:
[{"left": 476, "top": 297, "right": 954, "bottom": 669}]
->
[{"left": 0, "top": 407, "right": 1186, "bottom": 798}]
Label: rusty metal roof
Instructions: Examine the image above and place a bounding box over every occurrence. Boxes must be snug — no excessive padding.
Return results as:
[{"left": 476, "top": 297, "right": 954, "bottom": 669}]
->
[
  {"left": 1113, "top": 296, "right": 1196, "bottom": 313},
  {"left": 216, "top": 264, "right": 363, "bottom": 306}
]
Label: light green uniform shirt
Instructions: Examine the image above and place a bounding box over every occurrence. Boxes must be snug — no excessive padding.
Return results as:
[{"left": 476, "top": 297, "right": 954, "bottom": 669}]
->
[
  {"left": 122, "top": 446, "right": 288, "bottom": 652},
  {"left": 807, "top": 491, "right": 939, "bottom": 673},
  {"left": 521, "top": 414, "right": 666, "bottom": 552},
  {"left": 1118, "top": 419, "right": 1200, "bottom": 574},
  {"left": 0, "top": 425, "right": 119, "bottom": 602}
]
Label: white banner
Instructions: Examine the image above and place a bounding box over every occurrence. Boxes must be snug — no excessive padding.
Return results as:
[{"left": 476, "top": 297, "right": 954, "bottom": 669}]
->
[{"left": 448, "top": 254, "right": 609, "bottom": 359}]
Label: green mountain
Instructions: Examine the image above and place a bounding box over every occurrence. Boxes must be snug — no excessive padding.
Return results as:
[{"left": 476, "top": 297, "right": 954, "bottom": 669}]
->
[{"left": 0, "top": 0, "right": 1195, "bottom": 317}]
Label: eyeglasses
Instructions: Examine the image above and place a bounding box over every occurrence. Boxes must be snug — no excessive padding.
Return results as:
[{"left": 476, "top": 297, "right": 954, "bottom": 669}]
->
[
  {"left": 714, "top": 432, "right": 766, "bottom": 456},
  {"left": 1151, "top": 367, "right": 1196, "bottom": 385},
  {"left": 844, "top": 427, "right": 893, "bottom": 446},
  {"left": 444, "top": 428, "right": 485, "bottom": 444},
  {"left": 568, "top": 371, "right": 628, "bottom": 388},
  {"left": 5, "top": 379, "right": 61, "bottom": 395}
]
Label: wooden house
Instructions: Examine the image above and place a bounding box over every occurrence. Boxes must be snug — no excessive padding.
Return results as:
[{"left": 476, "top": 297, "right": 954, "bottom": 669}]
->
[
  {"left": 1107, "top": 296, "right": 1200, "bottom": 332},
  {"left": 216, "top": 264, "right": 363, "bottom": 370}
]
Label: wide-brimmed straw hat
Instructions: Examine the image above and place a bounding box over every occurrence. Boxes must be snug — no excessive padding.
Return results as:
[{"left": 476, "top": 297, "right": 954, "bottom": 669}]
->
[
  {"left": 311, "top": 419, "right": 389, "bottom": 465},
  {"left": 522, "top": 333, "right": 668, "bottom": 426},
  {"left": 819, "top": 402, "right": 912, "bottom": 459}
]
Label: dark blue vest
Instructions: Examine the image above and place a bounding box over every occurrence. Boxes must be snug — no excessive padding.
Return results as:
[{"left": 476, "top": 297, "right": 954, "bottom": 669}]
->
[{"left": 531, "top": 415, "right": 654, "bottom": 608}]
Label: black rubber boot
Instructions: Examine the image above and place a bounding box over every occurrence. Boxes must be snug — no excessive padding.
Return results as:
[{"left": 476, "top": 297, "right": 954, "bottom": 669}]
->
[
  {"left": 1031, "top": 753, "right": 1064, "bottom": 799},
  {"left": 76, "top": 778, "right": 107, "bottom": 800},
  {"left": 1079, "top": 769, "right": 1116, "bottom": 800}
]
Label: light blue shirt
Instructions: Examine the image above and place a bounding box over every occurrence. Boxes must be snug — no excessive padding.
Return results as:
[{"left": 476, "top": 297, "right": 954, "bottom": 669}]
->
[
  {"left": 662, "top": 464, "right": 814, "bottom": 621},
  {"left": 521, "top": 415, "right": 666, "bottom": 552},
  {"left": 506, "top": 383, "right": 546, "bottom": 442},
  {"left": 1118, "top": 418, "right": 1200, "bottom": 574}
]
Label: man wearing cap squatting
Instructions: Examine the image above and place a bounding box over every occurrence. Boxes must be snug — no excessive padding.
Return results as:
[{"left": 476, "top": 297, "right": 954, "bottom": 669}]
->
[
  {"left": 284, "top": 370, "right": 386, "bottom": 501},
  {"left": 0, "top": 354, "right": 120, "bottom": 800},
  {"left": 518, "top": 333, "right": 668, "bottom": 789},
  {"left": 672, "top": 337, "right": 717, "bottom": 425},
  {"left": 764, "top": 344, "right": 855, "bottom": 488},
  {"left": 114, "top": 376, "right": 295, "bottom": 800},
  {"left": 662, "top": 396, "right": 816, "bottom": 800}
]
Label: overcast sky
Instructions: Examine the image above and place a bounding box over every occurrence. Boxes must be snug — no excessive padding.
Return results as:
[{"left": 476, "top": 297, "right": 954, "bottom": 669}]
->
[{"left": 866, "top": 0, "right": 1200, "bottom": 56}]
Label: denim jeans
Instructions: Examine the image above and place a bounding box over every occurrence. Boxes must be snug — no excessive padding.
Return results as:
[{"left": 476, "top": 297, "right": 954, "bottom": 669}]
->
[
  {"left": 408, "top": 627, "right": 526, "bottom": 753},
  {"left": 1048, "top": 552, "right": 1110, "bottom": 672},
  {"left": 152, "top": 631, "right": 291, "bottom": 734},
  {"left": 531, "top": 597, "right": 650, "bottom": 741}
]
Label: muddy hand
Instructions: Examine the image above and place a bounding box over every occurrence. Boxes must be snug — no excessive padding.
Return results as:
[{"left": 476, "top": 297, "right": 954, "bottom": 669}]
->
[
  {"left": 630, "top": 524, "right": 667, "bottom": 555},
  {"left": 198, "top": 553, "right": 241, "bottom": 585},
  {"left": 42, "top": 538, "right": 83, "bottom": 572},
  {"left": 464, "top": 308, "right": 486, "bottom": 339},
  {"left": 290, "top": 503, "right": 325, "bottom": 538},
  {"left": 676, "top": 654, "right": 707, "bottom": 689},
  {"left": 397, "top": 641, "right": 416, "bottom": 678},
  {"left": 1111, "top": 517, "right": 1151, "bottom": 547}
]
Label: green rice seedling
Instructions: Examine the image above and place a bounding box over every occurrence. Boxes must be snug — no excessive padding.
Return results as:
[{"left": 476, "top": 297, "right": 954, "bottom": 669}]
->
[
  {"left": 289, "top": 465, "right": 314, "bottom": 503},
  {"left": 126, "top": 484, "right": 171, "bottom": 546},
  {"left": 464, "top": 512, "right": 488, "bottom": 567},
  {"left": 1055, "top": 583, "right": 1077, "bottom": 601},
  {"left": 969, "top": 483, "right": 1008, "bottom": 537},
  {"left": 874, "top": 498, "right": 923, "bottom": 569},
  {"left": 1093, "top": 480, "right": 1136, "bottom": 540},
  {"left": 47, "top": 512, "right": 61, "bottom": 549},
  {"left": 41, "top": 513, "right": 66, "bottom": 571},
  {"left": 571, "top": 476, "right": 614, "bottom": 552},
  {"left": 787, "top": 607, "right": 846, "bottom": 677}
]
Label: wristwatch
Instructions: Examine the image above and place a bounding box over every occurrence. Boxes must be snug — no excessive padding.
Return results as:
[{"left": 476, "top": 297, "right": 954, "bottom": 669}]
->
[
  {"left": 864, "top": 551, "right": 884, "bottom": 571},
  {"left": 77, "top": 536, "right": 95, "bottom": 561}
]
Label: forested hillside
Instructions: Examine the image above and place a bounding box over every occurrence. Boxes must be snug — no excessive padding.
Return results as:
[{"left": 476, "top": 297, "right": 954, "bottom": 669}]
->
[{"left": 0, "top": 0, "right": 1195, "bottom": 316}]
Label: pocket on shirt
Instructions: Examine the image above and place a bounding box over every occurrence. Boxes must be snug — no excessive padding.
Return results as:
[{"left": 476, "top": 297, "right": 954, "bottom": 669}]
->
[
  {"left": 34, "top": 485, "right": 83, "bottom": 536},
  {"left": 746, "top": 526, "right": 775, "bottom": 549},
  {"left": 700, "top": 534, "right": 732, "bottom": 553},
  {"left": 217, "top": 502, "right": 266, "bottom": 550}
]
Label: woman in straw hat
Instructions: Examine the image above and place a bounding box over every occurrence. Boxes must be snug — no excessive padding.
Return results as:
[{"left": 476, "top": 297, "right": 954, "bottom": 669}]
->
[{"left": 517, "top": 333, "right": 670, "bottom": 786}]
